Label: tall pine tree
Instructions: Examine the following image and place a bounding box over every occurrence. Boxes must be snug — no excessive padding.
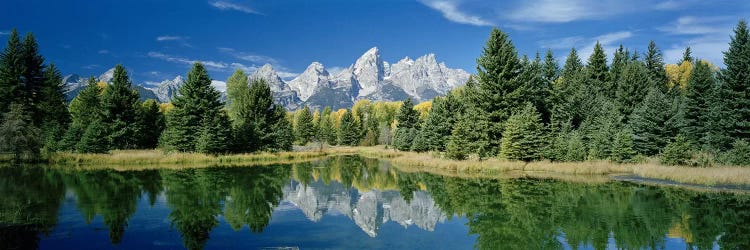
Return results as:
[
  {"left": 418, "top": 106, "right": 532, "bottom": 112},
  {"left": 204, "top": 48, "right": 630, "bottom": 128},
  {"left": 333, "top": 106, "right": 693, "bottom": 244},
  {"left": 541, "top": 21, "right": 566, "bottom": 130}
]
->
[
  {"left": 682, "top": 61, "right": 715, "bottom": 147},
  {"left": 718, "top": 20, "right": 750, "bottom": 144},
  {"left": 101, "top": 64, "right": 142, "bottom": 149},
  {"left": 644, "top": 40, "right": 668, "bottom": 91},
  {"left": 0, "top": 29, "right": 22, "bottom": 113},
  {"left": 160, "top": 63, "right": 224, "bottom": 152}
]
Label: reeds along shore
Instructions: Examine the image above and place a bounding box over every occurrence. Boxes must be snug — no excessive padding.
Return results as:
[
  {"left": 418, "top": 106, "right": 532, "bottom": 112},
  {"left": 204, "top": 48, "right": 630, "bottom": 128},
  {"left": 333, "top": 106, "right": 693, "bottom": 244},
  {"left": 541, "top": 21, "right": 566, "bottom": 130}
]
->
[{"left": 40, "top": 146, "right": 750, "bottom": 186}]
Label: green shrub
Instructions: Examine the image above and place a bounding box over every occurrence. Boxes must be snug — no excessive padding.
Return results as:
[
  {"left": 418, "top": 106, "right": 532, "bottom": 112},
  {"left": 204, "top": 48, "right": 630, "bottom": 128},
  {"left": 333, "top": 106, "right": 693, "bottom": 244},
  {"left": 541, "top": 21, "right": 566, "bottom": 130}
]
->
[
  {"left": 660, "top": 136, "right": 693, "bottom": 166},
  {"left": 720, "top": 140, "right": 750, "bottom": 166}
]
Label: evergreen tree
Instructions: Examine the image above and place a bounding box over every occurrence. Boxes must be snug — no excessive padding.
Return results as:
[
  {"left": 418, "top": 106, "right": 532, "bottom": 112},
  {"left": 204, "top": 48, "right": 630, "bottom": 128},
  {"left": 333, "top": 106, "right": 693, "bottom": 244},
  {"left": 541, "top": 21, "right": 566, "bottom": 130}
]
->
[
  {"left": 587, "top": 41, "right": 609, "bottom": 84},
  {"left": 416, "top": 93, "right": 462, "bottom": 151},
  {"left": 582, "top": 100, "right": 623, "bottom": 161},
  {"left": 267, "top": 105, "right": 294, "bottom": 151},
  {"left": 474, "top": 28, "right": 524, "bottom": 153},
  {"left": 644, "top": 40, "right": 668, "bottom": 90},
  {"left": 318, "top": 107, "right": 336, "bottom": 145},
  {"left": 395, "top": 98, "right": 419, "bottom": 129},
  {"left": 542, "top": 49, "right": 559, "bottom": 83},
  {"left": 610, "top": 128, "right": 636, "bottom": 163},
  {"left": 338, "top": 110, "right": 360, "bottom": 146},
  {"left": 101, "top": 65, "right": 141, "bottom": 149},
  {"left": 195, "top": 111, "right": 232, "bottom": 154},
  {"left": 516, "top": 55, "right": 551, "bottom": 123},
  {"left": 615, "top": 61, "right": 653, "bottom": 121},
  {"left": 62, "top": 77, "right": 102, "bottom": 150},
  {"left": 19, "top": 33, "right": 46, "bottom": 125},
  {"left": 393, "top": 98, "right": 420, "bottom": 150},
  {"left": 137, "top": 99, "right": 165, "bottom": 149},
  {"left": 76, "top": 119, "right": 109, "bottom": 154},
  {"left": 609, "top": 45, "right": 630, "bottom": 93},
  {"left": 560, "top": 48, "right": 583, "bottom": 80},
  {"left": 0, "top": 104, "right": 41, "bottom": 161},
  {"left": 499, "top": 104, "right": 545, "bottom": 161},
  {"left": 683, "top": 47, "right": 693, "bottom": 63},
  {"left": 718, "top": 20, "right": 750, "bottom": 143},
  {"left": 160, "top": 63, "right": 224, "bottom": 152},
  {"left": 660, "top": 135, "right": 693, "bottom": 166},
  {"left": 0, "top": 29, "right": 22, "bottom": 113},
  {"left": 630, "top": 87, "right": 680, "bottom": 155},
  {"left": 295, "top": 105, "right": 316, "bottom": 145},
  {"left": 39, "top": 64, "right": 70, "bottom": 151},
  {"left": 682, "top": 61, "right": 715, "bottom": 146},
  {"left": 446, "top": 107, "right": 492, "bottom": 160},
  {"left": 245, "top": 78, "right": 287, "bottom": 151},
  {"left": 722, "top": 139, "right": 750, "bottom": 165}
]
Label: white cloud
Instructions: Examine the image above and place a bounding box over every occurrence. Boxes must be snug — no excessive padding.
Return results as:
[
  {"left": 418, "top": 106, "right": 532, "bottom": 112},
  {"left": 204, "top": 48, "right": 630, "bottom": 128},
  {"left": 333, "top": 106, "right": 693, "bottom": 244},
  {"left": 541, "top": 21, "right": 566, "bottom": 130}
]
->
[
  {"left": 147, "top": 51, "right": 228, "bottom": 69},
  {"left": 82, "top": 64, "right": 100, "bottom": 69},
  {"left": 98, "top": 49, "right": 109, "bottom": 54},
  {"left": 539, "top": 36, "right": 585, "bottom": 50},
  {"left": 156, "top": 36, "right": 187, "bottom": 41},
  {"left": 659, "top": 16, "right": 735, "bottom": 65},
  {"left": 418, "top": 0, "right": 492, "bottom": 26},
  {"left": 211, "top": 80, "right": 227, "bottom": 92},
  {"left": 0, "top": 31, "right": 9, "bottom": 36},
  {"left": 508, "top": 0, "right": 691, "bottom": 23},
  {"left": 218, "top": 47, "right": 279, "bottom": 65},
  {"left": 565, "top": 31, "right": 634, "bottom": 61},
  {"left": 229, "top": 62, "right": 258, "bottom": 73},
  {"left": 209, "top": 1, "right": 262, "bottom": 15}
]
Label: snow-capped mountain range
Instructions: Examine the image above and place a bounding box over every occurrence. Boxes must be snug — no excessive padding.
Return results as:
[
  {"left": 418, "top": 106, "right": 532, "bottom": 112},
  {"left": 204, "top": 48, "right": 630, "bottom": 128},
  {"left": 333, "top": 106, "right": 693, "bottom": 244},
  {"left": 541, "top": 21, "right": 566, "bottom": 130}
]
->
[{"left": 63, "top": 47, "right": 470, "bottom": 110}]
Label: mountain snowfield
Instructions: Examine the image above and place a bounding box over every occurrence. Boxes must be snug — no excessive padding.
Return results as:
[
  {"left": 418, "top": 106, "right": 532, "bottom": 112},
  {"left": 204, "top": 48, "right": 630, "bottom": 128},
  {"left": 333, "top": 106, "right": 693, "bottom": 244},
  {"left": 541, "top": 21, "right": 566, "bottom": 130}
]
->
[{"left": 63, "top": 47, "right": 470, "bottom": 110}]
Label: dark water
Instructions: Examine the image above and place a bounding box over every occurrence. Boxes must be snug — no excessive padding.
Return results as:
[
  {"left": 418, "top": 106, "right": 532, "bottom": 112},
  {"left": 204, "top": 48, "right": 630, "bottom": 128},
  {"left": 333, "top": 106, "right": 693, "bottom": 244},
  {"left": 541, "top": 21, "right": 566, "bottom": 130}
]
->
[{"left": 1, "top": 156, "right": 749, "bottom": 250}]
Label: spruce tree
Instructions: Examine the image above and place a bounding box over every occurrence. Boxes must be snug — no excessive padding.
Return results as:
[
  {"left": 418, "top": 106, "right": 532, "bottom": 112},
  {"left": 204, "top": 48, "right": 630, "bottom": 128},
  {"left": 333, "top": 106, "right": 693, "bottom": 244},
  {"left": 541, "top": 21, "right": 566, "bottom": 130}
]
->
[
  {"left": 416, "top": 92, "right": 462, "bottom": 151},
  {"left": 610, "top": 128, "right": 636, "bottom": 163},
  {"left": 196, "top": 111, "right": 232, "bottom": 154},
  {"left": 268, "top": 105, "right": 294, "bottom": 151},
  {"left": 682, "top": 47, "right": 693, "bottom": 63},
  {"left": 19, "top": 33, "right": 46, "bottom": 125},
  {"left": 393, "top": 98, "right": 420, "bottom": 150},
  {"left": 473, "top": 28, "right": 525, "bottom": 153},
  {"left": 446, "top": 107, "right": 492, "bottom": 159},
  {"left": 101, "top": 65, "right": 141, "bottom": 149},
  {"left": 0, "top": 29, "right": 22, "bottom": 113},
  {"left": 76, "top": 119, "right": 109, "bottom": 154},
  {"left": 137, "top": 99, "right": 165, "bottom": 149},
  {"left": 295, "top": 105, "right": 316, "bottom": 145},
  {"left": 644, "top": 40, "right": 668, "bottom": 90},
  {"left": 630, "top": 87, "right": 678, "bottom": 155},
  {"left": 39, "top": 64, "right": 70, "bottom": 151},
  {"left": 542, "top": 49, "right": 559, "bottom": 83},
  {"left": 63, "top": 77, "right": 102, "bottom": 150},
  {"left": 587, "top": 41, "right": 609, "bottom": 84},
  {"left": 338, "top": 110, "right": 360, "bottom": 146},
  {"left": 0, "top": 104, "right": 41, "bottom": 161},
  {"left": 160, "top": 63, "right": 223, "bottom": 152},
  {"left": 615, "top": 61, "right": 653, "bottom": 121},
  {"left": 718, "top": 20, "right": 750, "bottom": 143},
  {"left": 499, "top": 104, "right": 545, "bottom": 161},
  {"left": 682, "top": 61, "right": 715, "bottom": 146},
  {"left": 560, "top": 48, "right": 583, "bottom": 80},
  {"left": 609, "top": 45, "right": 630, "bottom": 94},
  {"left": 318, "top": 107, "right": 336, "bottom": 145}
]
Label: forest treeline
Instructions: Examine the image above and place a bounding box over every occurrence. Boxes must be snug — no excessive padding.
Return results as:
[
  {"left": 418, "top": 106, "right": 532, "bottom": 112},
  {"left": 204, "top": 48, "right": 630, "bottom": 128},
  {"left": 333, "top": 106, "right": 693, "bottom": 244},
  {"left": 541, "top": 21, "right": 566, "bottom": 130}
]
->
[
  {"left": 292, "top": 20, "right": 750, "bottom": 166},
  {"left": 2, "top": 20, "right": 750, "bottom": 166}
]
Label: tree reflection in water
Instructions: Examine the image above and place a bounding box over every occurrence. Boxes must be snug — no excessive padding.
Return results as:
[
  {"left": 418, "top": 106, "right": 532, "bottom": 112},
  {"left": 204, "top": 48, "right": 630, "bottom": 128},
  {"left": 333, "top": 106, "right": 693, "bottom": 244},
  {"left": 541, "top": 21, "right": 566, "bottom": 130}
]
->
[{"left": 0, "top": 156, "right": 748, "bottom": 249}]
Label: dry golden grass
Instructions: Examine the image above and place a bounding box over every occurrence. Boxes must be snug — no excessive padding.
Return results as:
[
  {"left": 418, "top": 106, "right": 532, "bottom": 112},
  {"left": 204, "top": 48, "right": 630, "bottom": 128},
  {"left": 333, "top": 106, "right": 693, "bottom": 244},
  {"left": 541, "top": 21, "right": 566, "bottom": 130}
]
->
[
  {"left": 343, "top": 146, "right": 750, "bottom": 186},
  {"left": 46, "top": 146, "right": 750, "bottom": 186},
  {"left": 49, "top": 149, "right": 329, "bottom": 168}
]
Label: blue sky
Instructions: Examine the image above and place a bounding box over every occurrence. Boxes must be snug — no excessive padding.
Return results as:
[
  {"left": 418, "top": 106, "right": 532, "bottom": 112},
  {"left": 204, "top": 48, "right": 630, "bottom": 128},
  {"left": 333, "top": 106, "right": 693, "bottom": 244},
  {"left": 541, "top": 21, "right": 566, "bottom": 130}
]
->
[{"left": 2, "top": 0, "right": 748, "bottom": 85}]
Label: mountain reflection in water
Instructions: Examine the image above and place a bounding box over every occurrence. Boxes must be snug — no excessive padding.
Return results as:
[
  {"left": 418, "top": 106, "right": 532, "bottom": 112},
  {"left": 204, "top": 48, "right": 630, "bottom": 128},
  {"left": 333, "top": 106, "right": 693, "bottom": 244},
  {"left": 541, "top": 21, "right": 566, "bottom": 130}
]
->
[{"left": 1, "top": 155, "right": 749, "bottom": 249}]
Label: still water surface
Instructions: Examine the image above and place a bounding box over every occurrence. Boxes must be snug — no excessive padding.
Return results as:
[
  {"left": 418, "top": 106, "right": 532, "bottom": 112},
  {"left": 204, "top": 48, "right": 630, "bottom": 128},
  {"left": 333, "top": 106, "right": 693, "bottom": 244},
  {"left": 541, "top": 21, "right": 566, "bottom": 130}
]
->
[{"left": 1, "top": 156, "right": 749, "bottom": 249}]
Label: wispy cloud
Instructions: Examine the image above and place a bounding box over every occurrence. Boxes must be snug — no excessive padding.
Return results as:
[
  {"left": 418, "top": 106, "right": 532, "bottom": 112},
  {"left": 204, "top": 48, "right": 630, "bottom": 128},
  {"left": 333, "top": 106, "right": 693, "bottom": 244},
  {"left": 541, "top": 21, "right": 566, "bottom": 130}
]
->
[
  {"left": 660, "top": 16, "right": 735, "bottom": 65},
  {"left": 209, "top": 1, "right": 262, "bottom": 15},
  {"left": 418, "top": 0, "right": 492, "bottom": 26},
  {"left": 327, "top": 66, "right": 346, "bottom": 76},
  {"left": 218, "top": 47, "right": 278, "bottom": 65},
  {"left": 98, "top": 49, "right": 110, "bottom": 54},
  {"left": 147, "top": 51, "right": 228, "bottom": 70},
  {"left": 82, "top": 64, "right": 100, "bottom": 69},
  {"left": 539, "top": 36, "right": 586, "bottom": 50},
  {"left": 211, "top": 80, "right": 227, "bottom": 92},
  {"left": 156, "top": 35, "right": 188, "bottom": 41},
  {"left": 579, "top": 31, "right": 633, "bottom": 59},
  {"left": 0, "top": 31, "right": 9, "bottom": 36}
]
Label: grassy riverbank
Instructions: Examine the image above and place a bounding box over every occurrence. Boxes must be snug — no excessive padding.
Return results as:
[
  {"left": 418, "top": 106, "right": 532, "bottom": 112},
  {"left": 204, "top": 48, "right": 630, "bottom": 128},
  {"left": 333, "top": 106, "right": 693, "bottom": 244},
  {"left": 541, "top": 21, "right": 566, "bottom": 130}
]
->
[{"left": 40, "top": 146, "right": 750, "bottom": 186}]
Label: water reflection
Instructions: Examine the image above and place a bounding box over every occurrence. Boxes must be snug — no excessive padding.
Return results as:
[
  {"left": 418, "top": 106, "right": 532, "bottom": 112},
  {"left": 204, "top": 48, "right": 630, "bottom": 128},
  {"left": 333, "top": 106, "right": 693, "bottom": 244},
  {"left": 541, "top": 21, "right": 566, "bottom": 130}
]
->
[{"left": 0, "top": 156, "right": 749, "bottom": 249}]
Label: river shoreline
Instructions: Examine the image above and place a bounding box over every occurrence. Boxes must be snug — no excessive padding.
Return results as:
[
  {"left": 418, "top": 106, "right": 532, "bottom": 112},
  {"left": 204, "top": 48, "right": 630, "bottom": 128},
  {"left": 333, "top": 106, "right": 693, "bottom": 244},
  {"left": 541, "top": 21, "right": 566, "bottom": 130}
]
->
[{"left": 29, "top": 146, "right": 750, "bottom": 187}]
